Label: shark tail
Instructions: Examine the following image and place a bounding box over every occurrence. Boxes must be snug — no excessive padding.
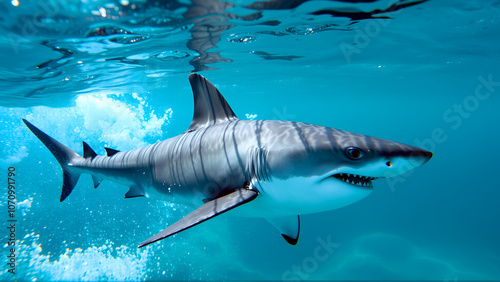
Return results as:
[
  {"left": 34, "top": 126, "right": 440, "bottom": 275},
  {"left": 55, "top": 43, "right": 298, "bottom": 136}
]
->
[{"left": 22, "top": 119, "right": 82, "bottom": 202}]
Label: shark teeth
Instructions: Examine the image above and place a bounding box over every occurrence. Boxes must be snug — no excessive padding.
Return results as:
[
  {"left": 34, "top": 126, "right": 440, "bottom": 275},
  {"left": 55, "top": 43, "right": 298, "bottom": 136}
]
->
[{"left": 331, "top": 173, "right": 378, "bottom": 188}]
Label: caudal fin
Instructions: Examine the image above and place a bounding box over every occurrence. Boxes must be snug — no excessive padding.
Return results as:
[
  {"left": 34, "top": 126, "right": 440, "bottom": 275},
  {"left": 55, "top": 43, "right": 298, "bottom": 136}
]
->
[{"left": 22, "top": 119, "right": 82, "bottom": 202}]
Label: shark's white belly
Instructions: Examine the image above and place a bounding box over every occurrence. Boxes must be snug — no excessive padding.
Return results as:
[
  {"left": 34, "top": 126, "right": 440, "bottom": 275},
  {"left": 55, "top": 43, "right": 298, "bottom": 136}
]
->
[{"left": 233, "top": 176, "right": 373, "bottom": 218}]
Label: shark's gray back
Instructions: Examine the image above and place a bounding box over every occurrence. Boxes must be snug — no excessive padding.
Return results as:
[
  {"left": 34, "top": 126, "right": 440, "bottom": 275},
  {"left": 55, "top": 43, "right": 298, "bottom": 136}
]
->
[{"left": 151, "top": 119, "right": 261, "bottom": 199}]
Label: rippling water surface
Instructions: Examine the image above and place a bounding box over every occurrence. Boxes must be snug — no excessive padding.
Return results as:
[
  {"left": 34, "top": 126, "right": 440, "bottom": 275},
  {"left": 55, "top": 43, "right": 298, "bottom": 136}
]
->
[{"left": 1, "top": 0, "right": 499, "bottom": 280}]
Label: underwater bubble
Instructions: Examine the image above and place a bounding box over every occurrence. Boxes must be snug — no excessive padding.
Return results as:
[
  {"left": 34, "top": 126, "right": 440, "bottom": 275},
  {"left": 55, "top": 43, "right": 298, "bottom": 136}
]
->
[
  {"left": 84, "top": 25, "right": 150, "bottom": 44},
  {"left": 227, "top": 34, "right": 256, "bottom": 43},
  {"left": 150, "top": 16, "right": 173, "bottom": 25},
  {"left": 108, "top": 34, "right": 150, "bottom": 44},
  {"left": 286, "top": 25, "right": 316, "bottom": 35},
  {"left": 13, "top": 234, "right": 148, "bottom": 280},
  {"left": 86, "top": 26, "right": 135, "bottom": 37},
  {"left": 285, "top": 24, "right": 339, "bottom": 35}
]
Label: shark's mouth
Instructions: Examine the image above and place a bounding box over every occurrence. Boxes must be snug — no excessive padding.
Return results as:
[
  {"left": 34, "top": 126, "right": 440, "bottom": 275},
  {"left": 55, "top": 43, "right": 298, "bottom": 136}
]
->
[{"left": 331, "top": 173, "right": 379, "bottom": 188}]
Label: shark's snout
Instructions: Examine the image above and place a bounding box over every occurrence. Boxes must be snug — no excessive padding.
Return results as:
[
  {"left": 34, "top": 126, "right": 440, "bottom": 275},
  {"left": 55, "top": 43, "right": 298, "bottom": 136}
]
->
[
  {"left": 413, "top": 150, "right": 433, "bottom": 168},
  {"left": 382, "top": 147, "right": 432, "bottom": 178},
  {"left": 416, "top": 149, "right": 433, "bottom": 163}
]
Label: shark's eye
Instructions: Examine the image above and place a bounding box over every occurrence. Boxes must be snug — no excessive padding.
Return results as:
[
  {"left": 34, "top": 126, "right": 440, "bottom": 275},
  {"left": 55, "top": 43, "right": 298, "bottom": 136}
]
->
[{"left": 345, "top": 147, "right": 365, "bottom": 160}]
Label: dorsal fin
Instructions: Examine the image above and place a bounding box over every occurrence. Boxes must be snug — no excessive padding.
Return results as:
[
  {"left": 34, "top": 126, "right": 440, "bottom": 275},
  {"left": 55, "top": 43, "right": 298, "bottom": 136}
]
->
[
  {"left": 105, "top": 147, "right": 120, "bottom": 157},
  {"left": 186, "top": 73, "right": 238, "bottom": 132},
  {"left": 82, "top": 142, "right": 97, "bottom": 159}
]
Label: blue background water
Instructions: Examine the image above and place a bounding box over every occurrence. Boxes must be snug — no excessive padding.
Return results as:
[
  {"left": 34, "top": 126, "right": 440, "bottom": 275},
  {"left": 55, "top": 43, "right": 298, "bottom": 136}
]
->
[{"left": 1, "top": 0, "right": 499, "bottom": 280}]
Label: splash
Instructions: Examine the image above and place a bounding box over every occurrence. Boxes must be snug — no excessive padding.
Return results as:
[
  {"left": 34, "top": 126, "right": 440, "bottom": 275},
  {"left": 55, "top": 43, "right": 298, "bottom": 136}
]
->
[
  {"left": 245, "top": 113, "right": 258, "bottom": 120},
  {"left": 17, "top": 197, "right": 32, "bottom": 216},
  {"left": 0, "top": 145, "right": 27, "bottom": 166},
  {"left": 74, "top": 93, "right": 172, "bottom": 150},
  {"left": 0, "top": 107, "right": 30, "bottom": 166},
  {"left": 22, "top": 92, "right": 172, "bottom": 152},
  {"left": 0, "top": 92, "right": 171, "bottom": 165},
  {"left": 4, "top": 233, "right": 148, "bottom": 281}
]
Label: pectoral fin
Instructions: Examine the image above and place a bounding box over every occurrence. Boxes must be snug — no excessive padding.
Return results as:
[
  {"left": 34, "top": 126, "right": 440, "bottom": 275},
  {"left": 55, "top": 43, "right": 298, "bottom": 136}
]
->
[
  {"left": 125, "top": 185, "right": 145, "bottom": 198},
  {"left": 138, "top": 188, "right": 258, "bottom": 248},
  {"left": 266, "top": 215, "right": 300, "bottom": 245},
  {"left": 91, "top": 175, "right": 103, "bottom": 189}
]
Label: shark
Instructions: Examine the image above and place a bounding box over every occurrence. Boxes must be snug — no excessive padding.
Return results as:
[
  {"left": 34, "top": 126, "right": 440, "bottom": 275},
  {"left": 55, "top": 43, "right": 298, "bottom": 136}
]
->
[{"left": 23, "top": 73, "right": 432, "bottom": 248}]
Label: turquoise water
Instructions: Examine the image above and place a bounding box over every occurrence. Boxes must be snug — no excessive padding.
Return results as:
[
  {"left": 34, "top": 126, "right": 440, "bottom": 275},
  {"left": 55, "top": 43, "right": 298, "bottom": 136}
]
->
[{"left": 1, "top": 0, "right": 499, "bottom": 280}]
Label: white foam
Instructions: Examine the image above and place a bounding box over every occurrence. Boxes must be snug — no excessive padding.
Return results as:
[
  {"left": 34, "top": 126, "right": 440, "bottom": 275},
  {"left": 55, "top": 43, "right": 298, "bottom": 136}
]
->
[
  {"left": 245, "top": 113, "right": 258, "bottom": 120},
  {"left": 23, "top": 92, "right": 172, "bottom": 152},
  {"left": 74, "top": 93, "right": 172, "bottom": 150},
  {"left": 9, "top": 234, "right": 148, "bottom": 281},
  {"left": 0, "top": 107, "right": 31, "bottom": 165},
  {"left": 17, "top": 197, "right": 32, "bottom": 216},
  {"left": 0, "top": 145, "right": 28, "bottom": 166}
]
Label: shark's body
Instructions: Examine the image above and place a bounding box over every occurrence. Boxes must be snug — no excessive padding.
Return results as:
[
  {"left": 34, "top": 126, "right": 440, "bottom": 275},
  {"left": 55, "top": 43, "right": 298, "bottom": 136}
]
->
[{"left": 23, "top": 74, "right": 432, "bottom": 247}]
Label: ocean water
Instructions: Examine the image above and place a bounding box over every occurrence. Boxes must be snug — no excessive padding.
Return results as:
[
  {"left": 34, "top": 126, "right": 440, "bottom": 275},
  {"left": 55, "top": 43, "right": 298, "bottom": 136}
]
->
[{"left": 1, "top": 0, "right": 499, "bottom": 280}]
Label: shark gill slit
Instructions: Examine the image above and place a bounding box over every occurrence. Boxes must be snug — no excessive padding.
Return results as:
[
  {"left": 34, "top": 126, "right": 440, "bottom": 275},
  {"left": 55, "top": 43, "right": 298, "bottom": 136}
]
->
[
  {"left": 172, "top": 133, "right": 187, "bottom": 186},
  {"left": 246, "top": 147, "right": 271, "bottom": 192}
]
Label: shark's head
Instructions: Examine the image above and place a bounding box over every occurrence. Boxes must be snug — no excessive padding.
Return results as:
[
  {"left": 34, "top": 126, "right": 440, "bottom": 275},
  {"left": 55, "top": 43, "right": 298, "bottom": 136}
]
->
[
  {"left": 257, "top": 122, "right": 433, "bottom": 215},
  {"left": 318, "top": 128, "right": 433, "bottom": 184}
]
